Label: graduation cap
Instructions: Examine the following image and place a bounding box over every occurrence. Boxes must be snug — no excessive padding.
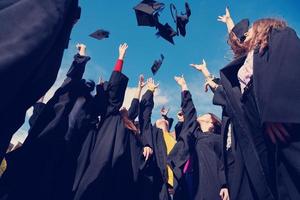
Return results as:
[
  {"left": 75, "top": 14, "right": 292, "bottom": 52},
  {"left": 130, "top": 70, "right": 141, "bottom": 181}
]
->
[
  {"left": 170, "top": 2, "right": 192, "bottom": 37},
  {"left": 232, "top": 19, "right": 250, "bottom": 42},
  {"left": 151, "top": 54, "right": 164, "bottom": 75},
  {"left": 134, "top": 0, "right": 165, "bottom": 27},
  {"left": 155, "top": 22, "right": 177, "bottom": 44},
  {"left": 89, "top": 29, "right": 110, "bottom": 40}
]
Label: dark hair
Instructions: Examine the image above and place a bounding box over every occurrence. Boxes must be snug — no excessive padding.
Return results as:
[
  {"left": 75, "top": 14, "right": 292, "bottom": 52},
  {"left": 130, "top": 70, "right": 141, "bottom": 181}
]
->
[
  {"left": 228, "top": 31, "right": 248, "bottom": 58},
  {"left": 208, "top": 113, "right": 222, "bottom": 134}
]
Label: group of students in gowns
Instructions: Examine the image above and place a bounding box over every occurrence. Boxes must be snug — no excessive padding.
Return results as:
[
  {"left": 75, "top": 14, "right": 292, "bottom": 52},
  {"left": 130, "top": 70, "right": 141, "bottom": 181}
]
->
[{"left": 0, "top": 3, "right": 300, "bottom": 200}]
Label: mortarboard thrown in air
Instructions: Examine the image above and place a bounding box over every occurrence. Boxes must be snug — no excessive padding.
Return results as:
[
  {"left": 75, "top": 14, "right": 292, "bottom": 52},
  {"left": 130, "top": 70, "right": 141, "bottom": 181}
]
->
[
  {"left": 232, "top": 19, "right": 250, "bottom": 42},
  {"left": 151, "top": 54, "right": 165, "bottom": 75},
  {"left": 134, "top": 0, "right": 165, "bottom": 27},
  {"left": 155, "top": 22, "right": 177, "bottom": 44},
  {"left": 89, "top": 29, "right": 110, "bottom": 40},
  {"left": 170, "top": 2, "right": 192, "bottom": 37}
]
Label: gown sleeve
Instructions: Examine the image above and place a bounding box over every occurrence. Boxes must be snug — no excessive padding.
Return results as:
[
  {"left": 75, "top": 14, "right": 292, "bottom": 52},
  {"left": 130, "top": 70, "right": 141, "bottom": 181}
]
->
[
  {"left": 128, "top": 98, "right": 139, "bottom": 121},
  {"left": 215, "top": 137, "right": 227, "bottom": 188},
  {"left": 93, "top": 84, "right": 107, "bottom": 117},
  {"left": 162, "top": 115, "right": 174, "bottom": 131},
  {"left": 59, "top": 54, "right": 91, "bottom": 90},
  {"left": 139, "top": 90, "right": 154, "bottom": 148},
  {"left": 28, "top": 102, "right": 46, "bottom": 128},
  {"left": 104, "top": 60, "right": 129, "bottom": 117},
  {"left": 167, "top": 91, "right": 197, "bottom": 180},
  {"left": 213, "top": 85, "right": 227, "bottom": 107},
  {"left": 174, "top": 122, "right": 184, "bottom": 140}
]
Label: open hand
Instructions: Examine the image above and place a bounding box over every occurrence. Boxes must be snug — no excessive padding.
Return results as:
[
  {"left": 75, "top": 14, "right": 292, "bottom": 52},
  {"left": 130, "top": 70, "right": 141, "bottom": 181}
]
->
[
  {"left": 118, "top": 43, "right": 128, "bottom": 60},
  {"left": 138, "top": 74, "right": 146, "bottom": 89},
  {"left": 217, "top": 7, "right": 231, "bottom": 23},
  {"left": 174, "top": 75, "right": 186, "bottom": 87},
  {"left": 190, "top": 59, "right": 207, "bottom": 72},
  {"left": 147, "top": 78, "right": 159, "bottom": 92},
  {"left": 204, "top": 78, "right": 219, "bottom": 92},
  {"left": 76, "top": 43, "right": 86, "bottom": 56}
]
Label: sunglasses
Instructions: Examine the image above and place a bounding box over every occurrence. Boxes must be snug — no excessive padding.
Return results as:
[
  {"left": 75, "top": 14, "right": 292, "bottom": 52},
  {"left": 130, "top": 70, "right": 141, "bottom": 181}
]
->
[{"left": 177, "top": 112, "right": 184, "bottom": 117}]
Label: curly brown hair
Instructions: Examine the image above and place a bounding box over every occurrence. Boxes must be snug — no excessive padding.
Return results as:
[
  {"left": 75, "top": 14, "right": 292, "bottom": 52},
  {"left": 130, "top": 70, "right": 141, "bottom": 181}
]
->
[
  {"left": 249, "top": 18, "right": 287, "bottom": 54},
  {"left": 228, "top": 18, "right": 287, "bottom": 58},
  {"left": 228, "top": 31, "right": 248, "bottom": 58}
]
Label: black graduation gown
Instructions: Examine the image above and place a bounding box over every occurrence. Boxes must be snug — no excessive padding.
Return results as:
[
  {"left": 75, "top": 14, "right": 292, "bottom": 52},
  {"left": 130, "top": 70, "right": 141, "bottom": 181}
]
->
[
  {"left": 0, "top": 0, "right": 80, "bottom": 162},
  {"left": 244, "top": 27, "right": 300, "bottom": 200},
  {"left": 28, "top": 102, "right": 46, "bottom": 129},
  {"left": 193, "top": 131, "right": 225, "bottom": 200},
  {"left": 71, "top": 84, "right": 107, "bottom": 195},
  {"left": 174, "top": 122, "right": 184, "bottom": 141},
  {"left": 168, "top": 91, "right": 226, "bottom": 200},
  {"left": 52, "top": 83, "right": 107, "bottom": 200},
  {"left": 73, "top": 71, "right": 140, "bottom": 200},
  {"left": 213, "top": 86, "right": 258, "bottom": 200},
  {"left": 140, "top": 91, "right": 190, "bottom": 200},
  {"left": 0, "top": 54, "right": 90, "bottom": 200},
  {"left": 137, "top": 90, "right": 159, "bottom": 200},
  {"left": 220, "top": 55, "right": 275, "bottom": 200}
]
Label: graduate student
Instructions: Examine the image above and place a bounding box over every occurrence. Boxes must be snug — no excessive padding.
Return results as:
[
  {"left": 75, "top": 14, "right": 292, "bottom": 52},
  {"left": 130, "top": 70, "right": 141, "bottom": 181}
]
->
[
  {"left": 225, "top": 18, "right": 300, "bottom": 199},
  {"left": 190, "top": 58, "right": 257, "bottom": 200},
  {"left": 191, "top": 8, "right": 277, "bottom": 200},
  {"left": 138, "top": 78, "right": 188, "bottom": 200},
  {"left": 169, "top": 75, "right": 229, "bottom": 200},
  {"left": 73, "top": 43, "right": 147, "bottom": 200},
  {"left": 0, "top": 43, "right": 92, "bottom": 200},
  {"left": 137, "top": 79, "right": 158, "bottom": 200},
  {"left": 0, "top": 0, "right": 81, "bottom": 162}
]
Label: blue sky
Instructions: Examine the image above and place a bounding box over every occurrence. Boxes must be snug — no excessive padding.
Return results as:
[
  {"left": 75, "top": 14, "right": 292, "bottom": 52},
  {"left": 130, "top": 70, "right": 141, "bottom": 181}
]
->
[{"left": 13, "top": 0, "right": 300, "bottom": 143}]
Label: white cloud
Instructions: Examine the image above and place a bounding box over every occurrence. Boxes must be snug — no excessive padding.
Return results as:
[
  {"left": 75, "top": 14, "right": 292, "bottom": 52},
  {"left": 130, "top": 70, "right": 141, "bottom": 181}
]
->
[{"left": 122, "top": 87, "right": 170, "bottom": 110}]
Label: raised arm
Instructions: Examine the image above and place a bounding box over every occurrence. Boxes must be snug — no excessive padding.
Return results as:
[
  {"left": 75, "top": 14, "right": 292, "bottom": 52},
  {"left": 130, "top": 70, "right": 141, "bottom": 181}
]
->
[
  {"left": 56, "top": 44, "right": 90, "bottom": 91},
  {"left": 105, "top": 43, "right": 129, "bottom": 116},
  {"left": 174, "top": 75, "right": 197, "bottom": 124},
  {"left": 160, "top": 106, "right": 174, "bottom": 131},
  {"left": 28, "top": 96, "right": 46, "bottom": 128},
  {"left": 127, "top": 75, "right": 146, "bottom": 120},
  {"left": 65, "top": 44, "right": 90, "bottom": 81},
  {"left": 190, "top": 59, "right": 219, "bottom": 93},
  {"left": 217, "top": 7, "right": 235, "bottom": 34},
  {"left": 93, "top": 77, "right": 108, "bottom": 117},
  {"left": 167, "top": 75, "right": 196, "bottom": 179},
  {"left": 139, "top": 78, "right": 159, "bottom": 160}
]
